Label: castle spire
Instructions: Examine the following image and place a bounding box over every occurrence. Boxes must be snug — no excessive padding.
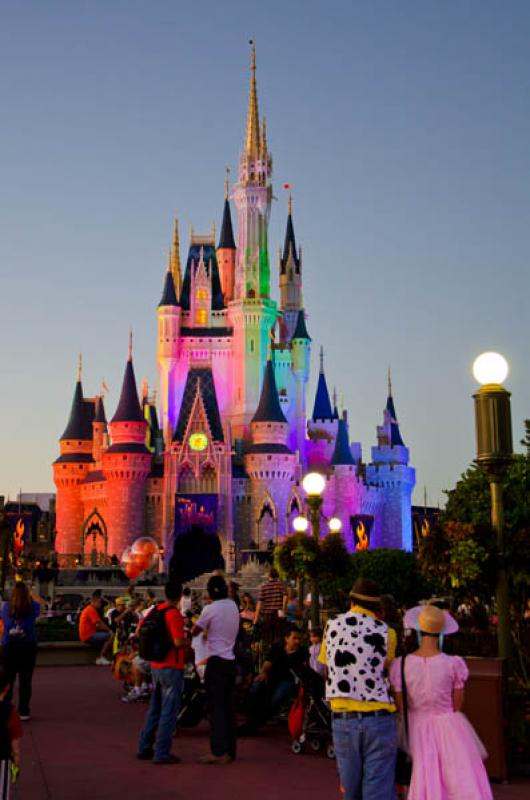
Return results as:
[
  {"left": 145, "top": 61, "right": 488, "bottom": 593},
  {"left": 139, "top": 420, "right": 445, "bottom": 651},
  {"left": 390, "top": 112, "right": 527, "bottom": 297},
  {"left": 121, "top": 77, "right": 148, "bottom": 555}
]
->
[
  {"left": 245, "top": 41, "right": 260, "bottom": 158},
  {"left": 77, "top": 353, "right": 83, "bottom": 382},
  {"left": 331, "top": 417, "right": 355, "bottom": 466},
  {"left": 312, "top": 347, "right": 333, "bottom": 421},
  {"left": 60, "top": 371, "right": 93, "bottom": 441},
  {"left": 260, "top": 116, "right": 268, "bottom": 156},
  {"left": 252, "top": 358, "right": 287, "bottom": 424},
  {"left": 280, "top": 192, "right": 300, "bottom": 273},
  {"left": 171, "top": 218, "right": 182, "bottom": 298},
  {"left": 111, "top": 343, "right": 144, "bottom": 423}
]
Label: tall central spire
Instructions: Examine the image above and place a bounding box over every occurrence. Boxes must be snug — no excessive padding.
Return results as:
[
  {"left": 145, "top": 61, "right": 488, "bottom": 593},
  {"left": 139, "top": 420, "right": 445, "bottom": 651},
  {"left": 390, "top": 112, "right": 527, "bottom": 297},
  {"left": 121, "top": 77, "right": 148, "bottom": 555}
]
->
[{"left": 245, "top": 42, "right": 260, "bottom": 158}]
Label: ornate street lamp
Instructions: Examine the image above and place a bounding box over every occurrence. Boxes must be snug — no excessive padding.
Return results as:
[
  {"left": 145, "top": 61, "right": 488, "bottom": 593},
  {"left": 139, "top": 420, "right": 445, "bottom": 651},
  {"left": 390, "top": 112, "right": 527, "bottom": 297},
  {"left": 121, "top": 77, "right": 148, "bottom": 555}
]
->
[
  {"left": 328, "top": 516, "right": 342, "bottom": 534},
  {"left": 292, "top": 515, "right": 309, "bottom": 533},
  {"left": 472, "top": 352, "right": 513, "bottom": 659},
  {"left": 301, "top": 472, "right": 326, "bottom": 627}
]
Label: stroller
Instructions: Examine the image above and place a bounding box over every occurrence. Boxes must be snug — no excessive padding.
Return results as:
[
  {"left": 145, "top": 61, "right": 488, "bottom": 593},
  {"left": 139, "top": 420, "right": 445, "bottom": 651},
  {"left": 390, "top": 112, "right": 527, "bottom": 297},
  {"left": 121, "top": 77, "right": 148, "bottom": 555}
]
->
[
  {"left": 176, "top": 664, "right": 207, "bottom": 728},
  {"left": 289, "top": 667, "right": 334, "bottom": 759}
]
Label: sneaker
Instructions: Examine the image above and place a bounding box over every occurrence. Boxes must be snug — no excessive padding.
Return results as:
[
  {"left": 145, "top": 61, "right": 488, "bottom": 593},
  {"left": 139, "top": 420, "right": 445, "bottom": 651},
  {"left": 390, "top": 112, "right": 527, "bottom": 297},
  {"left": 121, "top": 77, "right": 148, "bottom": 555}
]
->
[
  {"left": 136, "top": 749, "right": 154, "bottom": 760},
  {"left": 95, "top": 657, "right": 111, "bottom": 666},
  {"left": 197, "top": 753, "right": 233, "bottom": 765},
  {"left": 152, "top": 754, "right": 181, "bottom": 765}
]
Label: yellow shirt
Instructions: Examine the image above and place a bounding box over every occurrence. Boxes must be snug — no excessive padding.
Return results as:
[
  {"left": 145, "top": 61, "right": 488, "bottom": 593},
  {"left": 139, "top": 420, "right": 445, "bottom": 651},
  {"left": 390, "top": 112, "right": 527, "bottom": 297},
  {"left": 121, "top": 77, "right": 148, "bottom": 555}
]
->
[{"left": 318, "top": 605, "right": 396, "bottom": 712}]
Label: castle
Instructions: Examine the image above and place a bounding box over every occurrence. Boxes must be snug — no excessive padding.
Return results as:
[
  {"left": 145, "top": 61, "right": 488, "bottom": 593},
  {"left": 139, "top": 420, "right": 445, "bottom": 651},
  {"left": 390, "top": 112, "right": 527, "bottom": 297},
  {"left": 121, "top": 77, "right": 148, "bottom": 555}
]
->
[{"left": 53, "top": 47, "right": 416, "bottom": 569}]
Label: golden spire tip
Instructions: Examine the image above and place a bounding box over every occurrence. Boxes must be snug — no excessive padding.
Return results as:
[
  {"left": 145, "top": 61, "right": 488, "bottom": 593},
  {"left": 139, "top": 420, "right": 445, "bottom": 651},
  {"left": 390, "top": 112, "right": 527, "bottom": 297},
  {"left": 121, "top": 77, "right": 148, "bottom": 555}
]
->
[
  {"left": 77, "top": 353, "right": 83, "bottom": 382},
  {"left": 128, "top": 329, "right": 133, "bottom": 362}
]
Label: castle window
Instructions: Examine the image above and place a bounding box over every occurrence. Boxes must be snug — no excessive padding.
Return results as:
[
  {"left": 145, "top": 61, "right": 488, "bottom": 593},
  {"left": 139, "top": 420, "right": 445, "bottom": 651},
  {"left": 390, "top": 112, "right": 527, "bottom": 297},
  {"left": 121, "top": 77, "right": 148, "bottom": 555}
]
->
[
  {"left": 196, "top": 289, "right": 207, "bottom": 301},
  {"left": 195, "top": 309, "right": 207, "bottom": 326}
]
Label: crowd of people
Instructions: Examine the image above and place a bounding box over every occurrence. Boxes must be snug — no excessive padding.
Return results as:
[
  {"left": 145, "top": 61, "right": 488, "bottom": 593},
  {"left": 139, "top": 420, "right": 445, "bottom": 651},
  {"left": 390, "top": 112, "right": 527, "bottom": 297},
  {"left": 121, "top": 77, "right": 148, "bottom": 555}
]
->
[
  {"left": 0, "top": 567, "right": 496, "bottom": 799},
  {"left": 72, "top": 568, "right": 494, "bottom": 799}
]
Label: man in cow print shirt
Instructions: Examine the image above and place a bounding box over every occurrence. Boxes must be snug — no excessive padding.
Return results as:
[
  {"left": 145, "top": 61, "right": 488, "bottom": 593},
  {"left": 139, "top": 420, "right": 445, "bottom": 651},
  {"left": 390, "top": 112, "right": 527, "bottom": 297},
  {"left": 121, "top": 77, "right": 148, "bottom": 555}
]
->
[{"left": 319, "top": 578, "right": 397, "bottom": 800}]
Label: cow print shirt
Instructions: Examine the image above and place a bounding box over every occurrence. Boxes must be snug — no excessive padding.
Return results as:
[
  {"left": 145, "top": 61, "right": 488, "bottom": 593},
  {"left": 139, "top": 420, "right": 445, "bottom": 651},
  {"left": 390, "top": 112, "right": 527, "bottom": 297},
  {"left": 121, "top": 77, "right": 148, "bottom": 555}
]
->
[{"left": 324, "top": 610, "right": 392, "bottom": 704}]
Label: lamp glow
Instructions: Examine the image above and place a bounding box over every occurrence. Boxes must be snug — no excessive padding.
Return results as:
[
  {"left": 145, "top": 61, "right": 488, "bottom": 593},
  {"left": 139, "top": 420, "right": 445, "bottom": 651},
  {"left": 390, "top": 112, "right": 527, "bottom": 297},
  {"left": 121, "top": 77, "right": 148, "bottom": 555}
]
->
[
  {"left": 328, "top": 516, "right": 342, "bottom": 534},
  {"left": 472, "top": 352, "right": 509, "bottom": 386},
  {"left": 302, "top": 472, "right": 326, "bottom": 497},
  {"left": 293, "top": 515, "right": 309, "bottom": 533}
]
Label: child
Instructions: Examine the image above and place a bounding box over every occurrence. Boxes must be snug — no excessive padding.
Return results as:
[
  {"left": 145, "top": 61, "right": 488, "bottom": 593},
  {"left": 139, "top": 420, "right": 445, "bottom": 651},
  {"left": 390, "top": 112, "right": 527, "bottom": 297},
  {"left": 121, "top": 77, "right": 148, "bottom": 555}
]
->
[
  {"left": 0, "top": 665, "right": 22, "bottom": 798},
  {"left": 308, "top": 627, "right": 325, "bottom": 678},
  {"left": 390, "top": 605, "right": 492, "bottom": 800}
]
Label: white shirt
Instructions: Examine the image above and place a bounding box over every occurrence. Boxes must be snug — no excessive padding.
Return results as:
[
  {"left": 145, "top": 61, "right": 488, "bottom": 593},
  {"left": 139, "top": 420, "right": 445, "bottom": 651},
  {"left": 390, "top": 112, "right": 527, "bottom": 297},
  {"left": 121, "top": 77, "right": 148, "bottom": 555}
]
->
[
  {"left": 180, "top": 595, "right": 192, "bottom": 614},
  {"left": 196, "top": 598, "right": 239, "bottom": 661}
]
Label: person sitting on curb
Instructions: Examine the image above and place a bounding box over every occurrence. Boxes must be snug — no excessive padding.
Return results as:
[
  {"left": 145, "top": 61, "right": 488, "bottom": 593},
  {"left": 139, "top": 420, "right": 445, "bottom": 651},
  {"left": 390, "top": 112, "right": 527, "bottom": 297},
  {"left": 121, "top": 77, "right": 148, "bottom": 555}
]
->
[
  {"left": 238, "top": 625, "right": 308, "bottom": 736},
  {"left": 78, "top": 592, "right": 114, "bottom": 665}
]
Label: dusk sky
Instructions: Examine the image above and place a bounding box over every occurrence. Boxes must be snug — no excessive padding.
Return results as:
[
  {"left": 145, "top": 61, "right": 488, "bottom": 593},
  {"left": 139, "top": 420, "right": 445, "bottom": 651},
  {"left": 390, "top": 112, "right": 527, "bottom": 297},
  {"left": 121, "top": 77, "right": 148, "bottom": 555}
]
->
[{"left": 1, "top": 1, "right": 529, "bottom": 506}]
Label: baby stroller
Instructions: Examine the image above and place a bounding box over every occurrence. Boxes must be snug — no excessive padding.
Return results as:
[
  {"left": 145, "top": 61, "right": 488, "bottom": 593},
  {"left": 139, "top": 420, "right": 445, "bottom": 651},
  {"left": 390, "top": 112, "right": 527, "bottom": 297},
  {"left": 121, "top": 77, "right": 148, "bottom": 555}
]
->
[
  {"left": 289, "top": 668, "right": 334, "bottom": 759},
  {"left": 176, "top": 664, "right": 207, "bottom": 728}
]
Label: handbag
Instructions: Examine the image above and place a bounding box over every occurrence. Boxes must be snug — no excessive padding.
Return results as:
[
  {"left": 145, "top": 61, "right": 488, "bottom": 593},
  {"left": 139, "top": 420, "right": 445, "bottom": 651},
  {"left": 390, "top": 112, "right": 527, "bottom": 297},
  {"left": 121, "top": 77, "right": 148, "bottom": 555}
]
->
[{"left": 395, "top": 655, "right": 413, "bottom": 787}]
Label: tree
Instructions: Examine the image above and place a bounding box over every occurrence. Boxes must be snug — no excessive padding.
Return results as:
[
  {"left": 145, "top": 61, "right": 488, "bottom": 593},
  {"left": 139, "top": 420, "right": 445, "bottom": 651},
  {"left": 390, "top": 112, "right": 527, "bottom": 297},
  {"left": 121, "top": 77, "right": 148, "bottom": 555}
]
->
[{"left": 349, "top": 548, "right": 430, "bottom": 605}]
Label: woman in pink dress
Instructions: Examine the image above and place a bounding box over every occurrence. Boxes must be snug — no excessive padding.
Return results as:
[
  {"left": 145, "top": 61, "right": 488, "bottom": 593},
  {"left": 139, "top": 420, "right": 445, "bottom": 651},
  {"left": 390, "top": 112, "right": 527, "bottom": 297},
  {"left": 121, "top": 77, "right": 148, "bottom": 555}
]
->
[{"left": 390, "top": 604, "right": 492, "bottom": 800}]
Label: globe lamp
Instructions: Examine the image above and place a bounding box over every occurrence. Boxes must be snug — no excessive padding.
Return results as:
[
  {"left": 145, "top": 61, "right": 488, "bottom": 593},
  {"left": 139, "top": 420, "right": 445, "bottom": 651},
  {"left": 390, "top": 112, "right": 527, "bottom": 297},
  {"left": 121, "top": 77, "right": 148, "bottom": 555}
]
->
[
  {"left": 472, "top": 352, "right": 509, "bottom": 387},
  {"left": 302, "top": 472, "right": 326, "bottom": 497},
  {"left": 328, "top": 516, "right": 342, "bottom": 534},
  {"left": 293, "top": 515, "right": 309, "bottom": 533}
]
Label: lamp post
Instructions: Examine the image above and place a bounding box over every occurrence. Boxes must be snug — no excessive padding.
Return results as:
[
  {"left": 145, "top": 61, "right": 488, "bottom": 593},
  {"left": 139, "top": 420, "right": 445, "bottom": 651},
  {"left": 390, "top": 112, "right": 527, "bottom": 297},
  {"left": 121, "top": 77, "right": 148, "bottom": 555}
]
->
[
  {"left": 472, "top": 352, "right": 513, "bottom": 659},
  {"left": 300, "top": 472, "right": 326, "bottom": 628}
]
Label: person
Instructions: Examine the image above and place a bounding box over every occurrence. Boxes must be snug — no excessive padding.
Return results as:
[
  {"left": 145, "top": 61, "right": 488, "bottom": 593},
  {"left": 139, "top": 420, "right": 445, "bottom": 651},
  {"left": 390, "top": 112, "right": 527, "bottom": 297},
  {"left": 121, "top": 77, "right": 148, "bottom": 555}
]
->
[
  {"left": 0, "top": 664, "right": 22, "bottom": 795},
  {"left": 192, "top": 575, "right": 239, "bottom": 765},
  {"left": 239, "top": 593, "right": 255, "bottom": 623},
  {"left": 283, "top": 588, "right": 300, "bottom": 623},
  {"left": 254, "top": 568, "right": 286, "bottom": 643},
  {"left": 239, "top": 625, "right": 308, "bottom": 735},
  {"left": 390, "top": 604, "right": 492, "bottom": 800},
  {"left": 78, "top": 592, "right": 114, "bottom": 665},
  {"left": 319, "top": 577, "right": 397, "bottom": 800},
  {"left": 1, "top": 582, "right": 44, "bottom": 722},
  {"left": 137, "top": 582, "right": 187, "bottom": 764},
  {"left": 179, "top": 587, "right": 192, "bottom": 615},
  {"left": 308, "top": 627, "right": 325, "bottom": 678}
]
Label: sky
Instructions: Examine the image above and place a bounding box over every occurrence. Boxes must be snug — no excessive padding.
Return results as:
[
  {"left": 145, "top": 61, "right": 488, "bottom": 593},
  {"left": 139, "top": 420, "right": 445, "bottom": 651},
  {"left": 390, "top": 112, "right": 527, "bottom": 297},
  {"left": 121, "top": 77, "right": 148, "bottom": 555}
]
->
[{"left": 1, "top": 1, "right": 529, "bottom": 506}]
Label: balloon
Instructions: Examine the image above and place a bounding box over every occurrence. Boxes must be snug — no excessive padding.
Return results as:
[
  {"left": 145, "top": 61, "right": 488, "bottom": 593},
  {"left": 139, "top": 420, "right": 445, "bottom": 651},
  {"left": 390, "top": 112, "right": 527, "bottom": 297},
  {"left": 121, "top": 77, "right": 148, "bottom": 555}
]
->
[
  {"left": 131, "top": 537, "right": 158, "bottom": 558},
  {"left": 121, "top": 546, "right": 133, "bottom": 566},
  {"left": 125, "top": 561, "right": 142, "bottom": 580}
]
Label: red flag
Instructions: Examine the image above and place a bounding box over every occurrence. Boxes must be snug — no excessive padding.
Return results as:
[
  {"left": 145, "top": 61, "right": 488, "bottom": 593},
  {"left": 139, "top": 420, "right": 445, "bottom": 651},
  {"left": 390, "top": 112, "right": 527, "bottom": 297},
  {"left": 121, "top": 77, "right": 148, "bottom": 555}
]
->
[{"left": 283, "top": 183, "right": 291, "bottom": 189}]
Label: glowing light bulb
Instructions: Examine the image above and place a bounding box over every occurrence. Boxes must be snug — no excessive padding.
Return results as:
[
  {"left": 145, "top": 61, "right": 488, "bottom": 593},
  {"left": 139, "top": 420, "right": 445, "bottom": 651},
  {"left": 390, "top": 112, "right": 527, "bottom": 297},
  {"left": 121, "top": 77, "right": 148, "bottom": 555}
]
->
[
  {"left": 472, "top": 352, "right": 509, "bottom": 386},
  {"left": 328, "top": 516, "right": 342, "bottom": 534},
  {"left": 302, "top": 472, "right": 326, "bottom": 497},
  {"left": 293, "top": 515, "right": 309, "bottom": 533}
]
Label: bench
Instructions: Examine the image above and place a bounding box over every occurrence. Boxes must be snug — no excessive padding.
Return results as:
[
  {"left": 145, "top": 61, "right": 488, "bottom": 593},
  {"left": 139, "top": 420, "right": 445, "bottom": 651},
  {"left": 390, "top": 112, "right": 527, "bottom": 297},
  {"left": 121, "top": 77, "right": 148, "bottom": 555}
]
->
[{"left": 37, "top": 641, "right": 97, "bottom": 667}]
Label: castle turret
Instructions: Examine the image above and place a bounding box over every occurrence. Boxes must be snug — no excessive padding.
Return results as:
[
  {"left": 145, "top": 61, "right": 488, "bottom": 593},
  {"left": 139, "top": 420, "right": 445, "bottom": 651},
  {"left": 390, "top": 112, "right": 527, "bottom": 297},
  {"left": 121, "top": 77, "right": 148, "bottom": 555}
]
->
[
  {"left": 92, "top": 395, "right": 108, "bottom": 467},
  {"left": 217, "top": 175, "right": 236, "bottom": 303},
  {"left": 157, "top": 254, "right": 181, "bottom": 438},
  {"left": 279, "top": 194, "right": 302, "bottom": 340},
  {"left": 291, "top": 309, "right": 311, "bottom": 465},
  {"left": 307, "top": 347, "right": 338, "bottom": 469},
  {"left": 365, "top": 373, "right": 415, "bottom": 551},
  {"left": 329, "top": 415, "right": 362, "bottom": 550},
  {"left": 228, "top": 45, "right": 277, "bottom": 437},
  {"left": 53, "top": 358, "right": 95, "bottom": 558},
  {"left": 245, "top": 358, "right": 296, "bottom": 546},
  {"left": 102, "top": 341, "right": 152, "bottom": 556}
]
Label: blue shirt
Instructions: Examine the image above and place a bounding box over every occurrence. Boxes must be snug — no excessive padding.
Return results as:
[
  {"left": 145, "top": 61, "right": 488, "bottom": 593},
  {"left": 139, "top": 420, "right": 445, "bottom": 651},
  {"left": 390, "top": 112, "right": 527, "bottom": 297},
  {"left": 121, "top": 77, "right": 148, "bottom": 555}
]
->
[{"left": 1, "top": 600, "right": 40, "bottom": 645}]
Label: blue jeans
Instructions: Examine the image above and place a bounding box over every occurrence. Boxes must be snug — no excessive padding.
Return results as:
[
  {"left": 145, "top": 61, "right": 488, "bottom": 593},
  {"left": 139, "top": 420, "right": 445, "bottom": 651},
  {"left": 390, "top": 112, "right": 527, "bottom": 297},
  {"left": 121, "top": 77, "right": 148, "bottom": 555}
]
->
[
  {"left": 332, "top": 713, "right": 397, "bottom": 800},
  {"left": 138, "top": 667, "right": 184, "bottom": 761}
]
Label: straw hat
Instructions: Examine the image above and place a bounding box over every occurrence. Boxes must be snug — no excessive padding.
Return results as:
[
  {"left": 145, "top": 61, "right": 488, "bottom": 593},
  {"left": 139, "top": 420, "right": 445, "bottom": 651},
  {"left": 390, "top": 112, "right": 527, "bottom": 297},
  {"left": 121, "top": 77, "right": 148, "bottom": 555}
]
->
[{"left": 404, "top": 604, "right": 458, "bottom": 635}]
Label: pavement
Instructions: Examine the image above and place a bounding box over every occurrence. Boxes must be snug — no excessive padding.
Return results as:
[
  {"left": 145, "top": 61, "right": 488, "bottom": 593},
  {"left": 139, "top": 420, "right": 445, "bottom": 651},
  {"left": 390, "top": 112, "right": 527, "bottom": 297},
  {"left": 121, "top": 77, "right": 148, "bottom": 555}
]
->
[{"left": 16, "top": 666, "right": 530, "bottom": 800}]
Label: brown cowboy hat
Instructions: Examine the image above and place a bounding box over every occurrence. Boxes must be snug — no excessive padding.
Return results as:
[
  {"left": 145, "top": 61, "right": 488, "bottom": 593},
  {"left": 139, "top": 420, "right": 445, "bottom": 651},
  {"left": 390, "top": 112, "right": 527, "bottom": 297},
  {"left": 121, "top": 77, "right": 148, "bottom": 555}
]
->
[{"left": 350, "top": 577, "right": 382, "bottom": 604}]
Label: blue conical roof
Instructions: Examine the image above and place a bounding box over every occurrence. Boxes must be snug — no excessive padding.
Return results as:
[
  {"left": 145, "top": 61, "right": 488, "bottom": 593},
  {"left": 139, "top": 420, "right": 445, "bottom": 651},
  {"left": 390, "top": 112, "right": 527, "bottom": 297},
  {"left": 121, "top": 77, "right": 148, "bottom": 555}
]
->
[
  {"left": 280, "top": 212, "right": 300, "bottom": 273},
  {"left": 312, "top": 372, "right": 333, "bottom": 421},
  {"left": 331, "top": 418, "right": 355, "bottom": 466},
  {"left": 292, "top": 309, "right": 311, "bottom": 340},
  {"left": 386, "top": 394, "right": 405, "bottom": 446},
  {"left": 61, "top": 381, "right": 94, "bottom": 441},
  {"left": 218, "top": 198, "right": 236, "bottom": 249},
  {"left": 159, "top": 270, "right": 178, "bottom": 307},
  {"left": 111, "top": 359, "right": 145, "bottom": 423},
  {"left": 252, "top": 360, "right": 287, "bottom": 424}
]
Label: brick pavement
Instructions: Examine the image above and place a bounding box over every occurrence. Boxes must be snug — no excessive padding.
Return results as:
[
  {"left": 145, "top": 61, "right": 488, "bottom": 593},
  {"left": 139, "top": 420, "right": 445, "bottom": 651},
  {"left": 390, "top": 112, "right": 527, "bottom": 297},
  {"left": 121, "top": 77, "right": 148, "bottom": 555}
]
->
[{"left": 16, "top": 666, "right": 530, "bottom": 800}]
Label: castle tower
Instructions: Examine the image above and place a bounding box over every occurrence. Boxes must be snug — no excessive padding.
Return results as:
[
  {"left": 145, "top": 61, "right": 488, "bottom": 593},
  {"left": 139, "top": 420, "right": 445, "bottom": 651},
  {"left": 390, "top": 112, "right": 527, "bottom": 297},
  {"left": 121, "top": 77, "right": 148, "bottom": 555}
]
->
[
  {"left": 217, "top": 175, "right": 236, "bottom": 304},
  {"left": 53, "top": 360, "right": 95, "bottom": 557},
  {"left": 190, "top": 247, "right": 212, "bottom": 328},
  {"left": 157, "top": 257, "right": 181, "bottom": 438},
  {"left": 291, "top": 309, "right": 311, "bottom": 465},
  {"left": 279, "top": 193, "right": 302, "bottom": 340},
  {"left": 307, "top": 347, "right": 338, "bottom": 469},
  {"left": 102, "top": 343, "right": 152, "bottom": 556},
  {"left": 228, "top": 45, "right": 277, "bottom": 437},
  {"left": 330, "top": 415, "right": 361, "bottom": 551},
  {"left": 365, "top": 375, "right": 416, "bottom": 551},
  {"left": 245, "top": 358, "right": 297, "bottom": 546},
  {"left": 92, "top": 395, "right": 108, "bottom": 468}
]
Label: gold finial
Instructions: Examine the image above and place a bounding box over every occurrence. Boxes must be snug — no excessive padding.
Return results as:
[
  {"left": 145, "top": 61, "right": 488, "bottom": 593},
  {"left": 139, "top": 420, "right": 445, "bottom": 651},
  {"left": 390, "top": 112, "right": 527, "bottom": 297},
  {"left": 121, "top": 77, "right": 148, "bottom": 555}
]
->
[
  {"left": 245, "top": 40, "right": 260, "bottom": 158},
  {"left": 141, "top": 377, "right": 149, "bottom": 400},
  {"left": 128, "top": 329, "right": 133, "bottom": 362},
  {"left": 225, "top": 166, "right": 230, "bottom": 200},
  {"left": 288, "top": 190, "right": 292, "bottom": 216},
  {"left": 171, "top": 218, "right": 182, "bottom": 296},
  {"left": 319, "top": 345, "right": 324, "bottom": 374},
  {"left": 77, "top": 353, "right": 83, "bottom": 382},
  {"left": 260, "top": 116, "right": 268, "bottom": 155},
  {"left": 388, "top": 365, "right": 392, "bottom": 397}
]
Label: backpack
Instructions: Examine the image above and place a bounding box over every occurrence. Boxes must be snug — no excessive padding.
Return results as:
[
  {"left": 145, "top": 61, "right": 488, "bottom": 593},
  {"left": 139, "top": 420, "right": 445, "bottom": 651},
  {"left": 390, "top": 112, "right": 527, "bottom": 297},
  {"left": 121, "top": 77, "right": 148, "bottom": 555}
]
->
[{"left": 138, "top": 605, "right": 173, "bottom": 662}]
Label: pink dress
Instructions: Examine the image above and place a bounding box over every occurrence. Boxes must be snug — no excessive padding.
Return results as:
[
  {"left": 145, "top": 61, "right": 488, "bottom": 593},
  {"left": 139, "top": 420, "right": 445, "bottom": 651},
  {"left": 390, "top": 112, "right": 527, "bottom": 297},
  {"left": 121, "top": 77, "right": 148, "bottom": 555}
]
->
[{"left": 390, "top": 653, "right": 492, "bottom": 800}]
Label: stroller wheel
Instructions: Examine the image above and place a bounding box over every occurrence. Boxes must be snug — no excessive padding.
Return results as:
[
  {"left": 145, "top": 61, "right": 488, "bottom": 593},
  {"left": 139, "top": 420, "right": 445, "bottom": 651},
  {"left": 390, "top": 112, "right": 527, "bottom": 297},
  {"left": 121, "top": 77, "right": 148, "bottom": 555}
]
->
[
  {"left": 309, "top": 738, "right": 322, "bottom": 752},
  {"left": 326, "top": 743, "right": 335, "bottom": 759},
  {"left": 291, "top": 740, "right": 303, "bottom": 755}
]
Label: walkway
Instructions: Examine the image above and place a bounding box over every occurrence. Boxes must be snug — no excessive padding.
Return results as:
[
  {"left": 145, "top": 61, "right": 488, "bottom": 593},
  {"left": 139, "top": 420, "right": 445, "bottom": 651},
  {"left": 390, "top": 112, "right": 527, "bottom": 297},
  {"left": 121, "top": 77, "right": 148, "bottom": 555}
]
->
[{"left": 18, "top": 667, "right": 529, "bottom": 799}]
